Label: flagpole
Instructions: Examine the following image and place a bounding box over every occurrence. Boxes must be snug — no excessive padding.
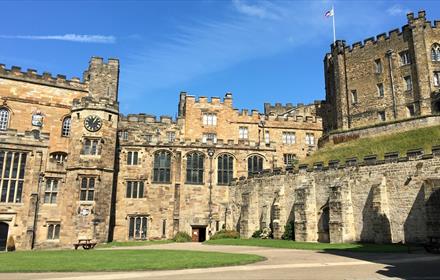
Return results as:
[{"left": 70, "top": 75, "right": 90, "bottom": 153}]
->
[{"left": 332, "top": 5, "right": 336, "bottom": 44}]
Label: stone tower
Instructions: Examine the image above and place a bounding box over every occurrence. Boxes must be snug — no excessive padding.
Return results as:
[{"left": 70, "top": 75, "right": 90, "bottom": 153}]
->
[{"left": 62, "top": 57, "right": 119, "bottom": 244}]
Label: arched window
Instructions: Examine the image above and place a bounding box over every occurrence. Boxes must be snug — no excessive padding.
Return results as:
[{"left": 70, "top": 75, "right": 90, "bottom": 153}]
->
[
  {"left": 218, "top": 154, "right": 233, "bottom": 185},
  {"left": 248, "top": 155, "right": 263, "bottom": 175},
  {"left": 186, "top": 152, "right": 204, "bottom": 184},
  {"left": 432, "top": 44, "right": 440, "bottom": 61},
  {"left": 50, "top": 152, "right": 68, "bottom": 164},
  {"left": 153, "top": 151, "right": 171, "bottom": 183},
  {"left": 0, "top": 108, "right": 10, "bottom": 131},
  {"left": 61, "top": 116, "right": 71, "bottom": 137}
]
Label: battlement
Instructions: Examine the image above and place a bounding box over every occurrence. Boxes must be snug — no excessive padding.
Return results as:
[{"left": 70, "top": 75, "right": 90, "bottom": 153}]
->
[
  {"left": 72, "top": 96, "right": 119, "bottom": 112},
  {"left": 237, "top": 145, "right": 440, "bottom": 181},
  {"left": 0, "top": 63, "right": 88, "bottom": 92},
  {"left": 264, "top": 101, "right": 323, "bottom": 116},
  {"left": 119, "top": 113, "right": 179, "bottom": 124},
  {"left": 329, "top": 10, "right": 437, "bottom": 55},
  {"left": 184, "top": 92, "right": 233, "bottom": 106}
]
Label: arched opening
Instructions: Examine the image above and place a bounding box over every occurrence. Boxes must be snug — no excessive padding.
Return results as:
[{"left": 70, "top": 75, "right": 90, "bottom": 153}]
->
[
  {"left": 0, "top": 222, "right": 9, "bottom": 251},
  {"left": 433, "top": 101, "right": 440, "bottom": 114},
  {"left": 317, "top": 206, "right": 330, "bottom": 243}
]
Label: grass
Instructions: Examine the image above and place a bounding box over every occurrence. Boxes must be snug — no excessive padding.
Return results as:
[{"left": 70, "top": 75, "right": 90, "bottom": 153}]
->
[
  {"left": 97, "top": 239, "right": 173, "bottom": 248},
  {"left": 205, "top": 239, "right": 410, "bottom": 253},
  {"left": 0, "top": 249, "right": 264, "bottom": 272},
  {"left": 302, "top": 125, "right": 440, "bottom": 166}
]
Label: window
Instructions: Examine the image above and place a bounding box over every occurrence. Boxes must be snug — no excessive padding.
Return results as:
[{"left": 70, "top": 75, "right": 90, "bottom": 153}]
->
[
  {"left": 305, "top": 133, "right": 315, "bottom": 145},
  {"left": 0, "top": 108, "right": 9, "bottom": 131},
  {"left": 128, "top": 216, "right": 148, "bottom": 240},
  {"left": 432, "top": 44, "right": 440, "bottom": 61},
  {"left": 282, "top": 132, "right": 296, "bottom": 144},
  {"left": 239, "top": 127, "right": 248, "bottom": 139},
  {"left": 434, "top": 72, "right": 440, "bottom": 86},
  {"left": 126, "top": 181, "right": 144, "bottom": 198},
  {"left": 127, "top": 151, "right": 139, "bottom": 165},
  {"left": 119, "top": 130, "right": 128, "bottom": 141},
  {"left": 162, "top": 219, "right": 166, "bottom": 237},
  {"left": 0, "top": 151, "right": 27, "bottom": 203},
  {"left": 167, "top": 132, "right": 176, "bottom": 142},
  {"left": 50, "top": 152, "right": 67, "bottom": 164},
  {"left": 283, "top": 154, "right": 297, "bottom": 166},
  {"left": 407, "top": 105, "right": 415, "bottom": 117},
  {"left": 44, "top": 178, "right": 59, "bottom": 204},
  {"left": 264, "top": 131, "right": 270, "bottom": 145},
  {"left": 82, "top": 139, "right": 100, "bottom": 155},
  {"left": 61, "top": 116, "right": 71, "bottom": 137},
  {"left": 80, "top": 177, "right": 95, "bottom": 201},
  {"left": 247, "top": 155, "right": 263, "bottom": 175},
  {"left": 374, "top": 59, "right": 382, "bottom": 73},
  {"left": 47, "top": 223, "right": 60, "bottom": 240},
  {"left": 202, "top": 113, "right": 217, "bottom": 126},
  {"left": 351, "top": 90, "right": 358, "bottom": 104},
  {"left": 202, "top": 133, "right": 217, "bottom": 143},
  {"left": 378, "top": 111, "right": 386, "bottom": 122},
  {"left": 186, "top": 152, "right": 204, "bottom": 184},
  {"left": 377, "top": 83, "right": 384, "bottom": 97},
  {"left": 404, "top": 76, "right": 412, "bottom": 91},
  {"left": 153, "top": 151, "right": 171, "bottom": 183},
  {"left": 218, "top": 154, "right": 233, "bottom": 185},
  {"left": 400, "top": 51, "right": 411, "bottom": 65}
]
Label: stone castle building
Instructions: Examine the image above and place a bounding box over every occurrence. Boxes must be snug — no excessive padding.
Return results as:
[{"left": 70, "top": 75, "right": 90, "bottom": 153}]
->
[
  {"left": 0, "top": 10, "right": 439, "bottom": 250},
  {"left": 323, "top": 10, "right": 440, "bottom": 139}
]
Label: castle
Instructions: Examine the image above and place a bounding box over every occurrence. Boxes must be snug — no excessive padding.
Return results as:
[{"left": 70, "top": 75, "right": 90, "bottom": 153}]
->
[{"left": 0, "top": 11, "right": 439, "bottom": 250}]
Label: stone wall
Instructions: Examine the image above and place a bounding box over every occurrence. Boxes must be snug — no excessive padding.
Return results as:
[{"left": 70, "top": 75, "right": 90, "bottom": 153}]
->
[
  {"left": 231, "top": 147, "right": 440, "bottom": 244},
  {"left": 324, "top": 11, "right": 440, "bottom": 132}
]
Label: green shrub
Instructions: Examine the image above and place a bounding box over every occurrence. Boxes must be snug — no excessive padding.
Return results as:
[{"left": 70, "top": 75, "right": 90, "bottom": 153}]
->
[
  {"left": 173, "top": 231, "right": 192, "bottom": 242},
  {"left": 251, "top": 230, "right": 262, "bottom": 238},
  {"left": 210, "top": 230, "right": 240, "bottom": 240},
  {"left": 282, "top": 220, "right": 295, "bottom": 240}
]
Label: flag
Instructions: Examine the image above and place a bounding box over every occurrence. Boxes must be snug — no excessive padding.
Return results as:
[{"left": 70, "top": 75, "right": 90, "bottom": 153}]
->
[{"left": 325, "top": 9, "right": 334, "bottom": 17}]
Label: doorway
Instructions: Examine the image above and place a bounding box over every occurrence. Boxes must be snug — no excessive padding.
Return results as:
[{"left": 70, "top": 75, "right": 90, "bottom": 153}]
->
[
  {"left": 191, "top": 226, "right": 206, "bottom": 242},
  {"left": 0, "top": 222, "right": 8, "bottom": 251}
]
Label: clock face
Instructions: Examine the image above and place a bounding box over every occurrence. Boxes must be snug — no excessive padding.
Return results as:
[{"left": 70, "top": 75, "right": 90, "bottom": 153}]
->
[{"left": 84, "top": 115, "right": 102, "bottom": 132}]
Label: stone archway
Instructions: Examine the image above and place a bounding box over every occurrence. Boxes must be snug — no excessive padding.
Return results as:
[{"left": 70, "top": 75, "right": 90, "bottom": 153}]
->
[
  {"left": 434, "top": 101, "right": 440, "bottom": 114},
  {"left": 318, "top": 206, "right": 330, "bottom": 243},
  {"left": 0, "top": 222, "right": 8, "bottom": 251}
]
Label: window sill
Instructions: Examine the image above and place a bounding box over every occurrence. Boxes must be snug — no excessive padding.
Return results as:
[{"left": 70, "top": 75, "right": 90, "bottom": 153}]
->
[
  {"left": 151, "top": 181, "right": 172, "bottom": 185},
  {"left": 185, "top": 182, "right": 205, "bottom": 186}
]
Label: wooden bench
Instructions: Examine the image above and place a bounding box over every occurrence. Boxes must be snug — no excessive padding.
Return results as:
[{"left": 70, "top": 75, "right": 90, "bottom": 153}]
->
[
  {"left": 424, "top": 236, "right": 440, "bottom": 254},
  {"left": 73, "top": 239, "right": 97, "bottom": 250}
]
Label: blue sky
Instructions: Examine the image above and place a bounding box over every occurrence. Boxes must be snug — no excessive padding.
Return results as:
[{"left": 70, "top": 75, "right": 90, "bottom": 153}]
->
[{"left": 1, "top": 0, "right": 439, "bottom": 117}]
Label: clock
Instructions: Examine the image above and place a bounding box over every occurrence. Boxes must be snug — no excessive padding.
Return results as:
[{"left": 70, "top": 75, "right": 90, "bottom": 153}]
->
[{"left": 84, "top": 115, "right": 102, "bottom": 132}]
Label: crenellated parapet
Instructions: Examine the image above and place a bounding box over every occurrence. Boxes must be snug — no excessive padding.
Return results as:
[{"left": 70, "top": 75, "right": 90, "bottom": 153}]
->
[
  {"left": 119, "top": 113, "right": 179, "bottom": 124},
  {"left": 0, "top": 63, "right": 88, "bottom": 92},
  {"left": 72, "top": 96, "right": 119, "bottom": 113}
]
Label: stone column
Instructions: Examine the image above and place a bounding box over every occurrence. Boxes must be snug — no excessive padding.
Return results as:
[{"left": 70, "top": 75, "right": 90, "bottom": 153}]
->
[{"left": 293, "top": 180, "right": 317, "bottom": 242}]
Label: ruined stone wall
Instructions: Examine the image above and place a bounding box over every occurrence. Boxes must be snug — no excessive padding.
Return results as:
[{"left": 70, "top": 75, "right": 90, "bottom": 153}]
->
[
  {"left": 325, "top": 11, "right": 440, "bottom": 132},
  {"left": 232, "top": 147, "right": 440, "bottom": 244}
]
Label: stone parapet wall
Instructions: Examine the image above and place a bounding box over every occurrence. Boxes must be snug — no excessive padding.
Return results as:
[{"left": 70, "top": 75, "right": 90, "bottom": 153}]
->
[{"left": 231, "top": 148, "right": 440, "bottom": 244}]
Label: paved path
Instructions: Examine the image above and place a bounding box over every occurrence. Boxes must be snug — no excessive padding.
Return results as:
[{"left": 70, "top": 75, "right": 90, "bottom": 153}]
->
[{"left": 2, "top": 243, "right": 440, "bottom": 280}]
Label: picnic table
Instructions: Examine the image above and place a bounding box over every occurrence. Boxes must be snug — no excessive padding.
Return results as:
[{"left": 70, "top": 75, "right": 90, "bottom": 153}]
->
[
  {"left": 424, "top": 236, "right": 440, "bottom": 254},
  {"left": 73, "top": 239, "right": 97, "bottom": 250}
]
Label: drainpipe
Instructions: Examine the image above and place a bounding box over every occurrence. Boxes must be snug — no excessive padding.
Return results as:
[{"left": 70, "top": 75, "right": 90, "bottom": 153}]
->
[
  {"left": 207, "top": 148, "right": 214, "bottom": 238},
  {"left": 31, "top": 151, "right": 44, "bottom": 249},
  {"left": 386, "top": 49, "right": 398, "bottom": 119}
]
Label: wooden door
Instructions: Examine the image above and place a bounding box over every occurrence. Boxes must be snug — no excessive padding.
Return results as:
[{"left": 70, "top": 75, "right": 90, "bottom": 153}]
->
[
  {"left": 0, "top": 222, "right": 8, "bottom": 251},
  {"left": 191, "top": 228, "right": 199, "bottom": 242}
]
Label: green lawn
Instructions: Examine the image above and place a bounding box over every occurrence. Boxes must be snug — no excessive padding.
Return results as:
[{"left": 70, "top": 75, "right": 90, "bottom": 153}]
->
[
  {"left": 97, "top": 239, "right": 173, "bottom": 248},
  {"left": 0, "top": 249, "right": 264, "bottom": 272},
  {"left": 301, "top": 125, "right": 440, "bottom": 166},
  {"left": 205, "top": 239, "right": 410, "bottom": 253}
]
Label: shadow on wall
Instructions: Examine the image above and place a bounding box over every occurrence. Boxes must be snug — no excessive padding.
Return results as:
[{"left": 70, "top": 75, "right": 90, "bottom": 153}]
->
[
  {"left": 360, "top": 187, "right": 392, "bottom": 243},
  {"left": 403, "top": 185, "right": 426, "bottom": 243},
  {"left": 317, "top": 202, "right": 330, "bottom": 243}
]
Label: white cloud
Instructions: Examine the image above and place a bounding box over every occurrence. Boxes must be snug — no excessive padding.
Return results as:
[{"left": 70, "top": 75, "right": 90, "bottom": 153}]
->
[
  {"left": 232, "top": 0, "right": 282, "bottom": 20},
  {"left": 0, "top": 34, "right": 116, "bottom": 43},
  {"left": 387, "top": 4, "right": 409, "bottom": 16}
]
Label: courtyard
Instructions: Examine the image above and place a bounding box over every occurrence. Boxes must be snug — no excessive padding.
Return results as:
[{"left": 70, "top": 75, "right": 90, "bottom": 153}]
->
[{"left": 1, "top": 242, "right": 440, "bottom": 280}]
